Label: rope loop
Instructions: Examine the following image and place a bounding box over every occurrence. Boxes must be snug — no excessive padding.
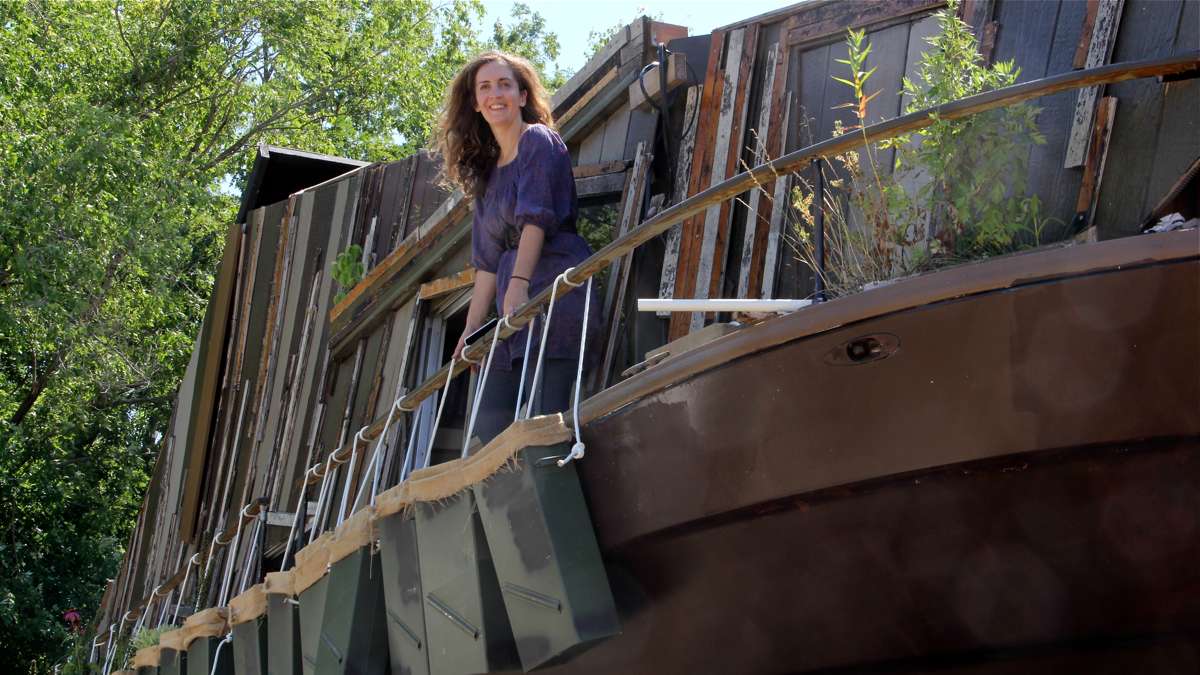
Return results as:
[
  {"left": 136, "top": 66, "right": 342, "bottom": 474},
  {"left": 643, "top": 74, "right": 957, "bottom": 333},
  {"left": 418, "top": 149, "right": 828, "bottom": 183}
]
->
[{"left": 558, "top": 266, "right": 584, "bottom": 288}]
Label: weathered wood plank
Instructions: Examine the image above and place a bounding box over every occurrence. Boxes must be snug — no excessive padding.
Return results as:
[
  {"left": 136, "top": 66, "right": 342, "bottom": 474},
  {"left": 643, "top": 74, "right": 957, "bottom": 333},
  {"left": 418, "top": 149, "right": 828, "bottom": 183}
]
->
[
  {"left": 1093, "top": 0, "right": 1186, "bottom": 237},
  {"left": 657, "top": 85, "right": 701, "bottom": 316},
  {"left": 598, "top": 141, "right": 652, "bottom": 388},
  {"left": 748, "top": 39, "right": 793, "bottom": 300},
  {"left": 576, "top": 170, "right": 629, "bottom": 198},
  {"left": 629, "top": 52, "right": 692, "bottom": 111},
  {"left": 576, "top": 124, "right": 605, "bottom": 165},
  {"left": 737, "top": 43, "right": 781, "bottom": 300},
  {"left": 1065, "top": 0, "right": 1126, "bottom": 167},
  {"left": 555, "top": 67, "right": 617, "bottom": 129},
  {"left": 1075, "top": 0, "right": 1101, "bottom": 69},
  {"left": 600, "top": 101, "right": 633, "bottom": 161},
  {"left": 786, "top": 0, "right": 946, "bottom": 48},
  {"left": 686, "top": 27, "right": 749, "bottom": 333},
  {"left": 418, "top": 267, "right": 476, "bottom": 300},
  {"left": 572, "top": 160, "right": 628, "bottom": 179},
  {"left": 1074, "top": 95, "right": 1118, "bottom": 232},
  {"left": 668, "top": 31, "right": 726, "bottom": 340},
  {"left": 703, "top": 24, "right": 759, "bottom": 323}
]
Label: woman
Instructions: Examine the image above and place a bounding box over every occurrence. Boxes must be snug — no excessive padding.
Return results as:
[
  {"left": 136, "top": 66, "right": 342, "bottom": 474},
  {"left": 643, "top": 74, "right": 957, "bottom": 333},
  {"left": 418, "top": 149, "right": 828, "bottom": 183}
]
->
[{"left": 435, "top": 51, "right": 597, "bottom": 446}]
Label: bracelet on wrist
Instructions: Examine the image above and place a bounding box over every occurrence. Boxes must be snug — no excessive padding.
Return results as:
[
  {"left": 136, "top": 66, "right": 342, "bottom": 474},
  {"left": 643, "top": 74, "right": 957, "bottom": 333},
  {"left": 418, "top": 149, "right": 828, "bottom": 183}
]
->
[{"left": 511, "top": 274, "right": 531, "bottom": 284}]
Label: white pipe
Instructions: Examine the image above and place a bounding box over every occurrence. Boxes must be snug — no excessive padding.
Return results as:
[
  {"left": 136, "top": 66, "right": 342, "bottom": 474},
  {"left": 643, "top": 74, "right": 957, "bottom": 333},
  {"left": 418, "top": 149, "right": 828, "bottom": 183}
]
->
[{"left": 636, "top": 298, "right": 811, "bottom": 313}]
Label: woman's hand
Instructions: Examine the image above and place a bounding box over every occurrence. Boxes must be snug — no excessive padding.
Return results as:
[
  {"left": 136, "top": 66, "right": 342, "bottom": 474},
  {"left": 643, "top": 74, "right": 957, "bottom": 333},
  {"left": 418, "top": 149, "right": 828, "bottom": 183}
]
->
[{"left": 502, "top": 277, "right": 530, "bottom": 316}]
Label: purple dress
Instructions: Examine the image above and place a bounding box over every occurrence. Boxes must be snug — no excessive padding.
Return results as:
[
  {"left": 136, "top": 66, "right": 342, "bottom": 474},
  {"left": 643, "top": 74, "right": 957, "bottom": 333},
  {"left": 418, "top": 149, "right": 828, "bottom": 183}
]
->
[{"left": 471, "top": 123, "right": 598, "bottom": 371}]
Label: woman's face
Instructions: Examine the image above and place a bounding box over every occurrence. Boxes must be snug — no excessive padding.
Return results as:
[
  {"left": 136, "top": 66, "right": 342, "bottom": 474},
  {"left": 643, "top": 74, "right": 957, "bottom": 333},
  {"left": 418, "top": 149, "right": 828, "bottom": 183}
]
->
[{"left": 473, "top": 60, "right": 527, "bottom": 129}]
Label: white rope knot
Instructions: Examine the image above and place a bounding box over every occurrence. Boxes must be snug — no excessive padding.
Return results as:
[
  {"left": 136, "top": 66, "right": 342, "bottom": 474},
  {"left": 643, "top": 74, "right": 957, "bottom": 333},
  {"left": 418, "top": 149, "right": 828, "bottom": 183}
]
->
[
  {"left": 461, "top": 349, "right": 484, "bottom": 366},
  {"left": 558, "top": 266, "right": 584, "bottom": 288},
  {"left": 556, "top": 441, "right": 586, "bottom": 467},
  {"left": 394, "top": 398, "right": 416, "bottom": 414},
  {"left": 499, "top": 315, "right": 518, "bottom": 332}
]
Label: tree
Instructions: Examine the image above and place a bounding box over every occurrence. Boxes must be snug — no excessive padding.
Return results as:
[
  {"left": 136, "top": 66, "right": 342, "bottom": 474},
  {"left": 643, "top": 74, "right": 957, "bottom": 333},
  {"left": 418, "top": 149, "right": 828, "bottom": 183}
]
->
[{"left": 0, "top": 0, "right": 566, "bottom": 669}]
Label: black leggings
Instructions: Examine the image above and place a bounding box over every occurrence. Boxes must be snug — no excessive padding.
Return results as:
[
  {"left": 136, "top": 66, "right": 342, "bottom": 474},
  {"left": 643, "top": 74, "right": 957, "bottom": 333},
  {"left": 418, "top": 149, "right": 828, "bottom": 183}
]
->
[{"left": 472, "top": 358, "right": 575, "bottom": 446}]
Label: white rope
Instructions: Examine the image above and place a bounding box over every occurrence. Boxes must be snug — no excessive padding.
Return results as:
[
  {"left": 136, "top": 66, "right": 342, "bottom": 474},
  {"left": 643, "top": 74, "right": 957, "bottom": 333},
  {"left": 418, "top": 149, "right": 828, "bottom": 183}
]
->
[
  {"left": 100, "top": 623, "right": 116, "bottom": 674},
  {"left": 210, "top": 634, "right": 233, "bottom": 675},
  {"left": 558, "top": 274, "right": 593, "bottom": 467},
  {"left": 307, "top": 458, "right": 336, "bottom": 545},
  {"left": 237, "top": 509, "right": 264, "bottom": 596},
  {"left": 514, "top": 314, "right": 537, "bottom": 421},
  {"left": 463, "top": 318, "right": 504, "bottom": 458},
  {"left": 171, "top": 553, "right": 201, "bottom": 626},
  {"left": 423, "top": 357, "right": 457, "bottom": 467},
  {"left": 89, "top": 634, "right": 103, "bottom": 664},
  {"left": 401, "top": 406, "right": 423, "bottom": 477},
  {"left": 281, "top": 466, "right": 315, "bottom": 569},
  {"left": 353, "top": 396, "right": 402, "bottom": 512},
  {"left": 102, "top": 612, "right": 131, "bottom": 675},
  {"left": 525, "top": 268, "right": 583, "bottom": 420},
  {"left": 157, "top": 585, "right": 173, "bottom": 627},
  {"left": 336, "top": 428, "right": 368, "bottom": 526},
  {"left": 218, "top": 504, "right": 253, "bottom": 607}
]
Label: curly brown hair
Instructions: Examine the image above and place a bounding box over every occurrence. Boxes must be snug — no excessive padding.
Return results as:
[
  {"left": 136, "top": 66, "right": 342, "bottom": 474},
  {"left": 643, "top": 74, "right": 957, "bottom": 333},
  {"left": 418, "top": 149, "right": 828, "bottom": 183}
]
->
[{"left": 434, "top": 51, "right": 555, "bottom": 198}]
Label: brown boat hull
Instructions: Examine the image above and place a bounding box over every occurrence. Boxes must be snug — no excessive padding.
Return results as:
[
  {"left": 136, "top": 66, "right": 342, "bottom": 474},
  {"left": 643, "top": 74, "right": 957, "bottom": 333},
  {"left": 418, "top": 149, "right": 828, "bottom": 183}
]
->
[{"left": 550, "top": 235, "right": 1200, "bottom": 673}]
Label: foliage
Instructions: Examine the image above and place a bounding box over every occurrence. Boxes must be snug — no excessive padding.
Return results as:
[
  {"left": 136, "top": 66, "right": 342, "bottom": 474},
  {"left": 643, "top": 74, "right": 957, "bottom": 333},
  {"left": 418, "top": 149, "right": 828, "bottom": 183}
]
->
[
  {"left": 487, "top": 2, "right": 569, "bottom": 91},
  {"left": 0, "top": 0, "right": 568, "bottom": 670},
  {"left": 789, "top": 0, "right": 1056, "bottom": 296},
  {"left": 332, "top": 245, "right": 366, "bottom": 303}
]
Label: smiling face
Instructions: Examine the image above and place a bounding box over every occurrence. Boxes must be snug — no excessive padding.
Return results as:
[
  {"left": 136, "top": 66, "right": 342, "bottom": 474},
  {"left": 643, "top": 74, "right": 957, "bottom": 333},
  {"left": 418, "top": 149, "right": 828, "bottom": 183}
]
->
[{"left": 473, "top": 59, "right": 527, "bottom": 129}]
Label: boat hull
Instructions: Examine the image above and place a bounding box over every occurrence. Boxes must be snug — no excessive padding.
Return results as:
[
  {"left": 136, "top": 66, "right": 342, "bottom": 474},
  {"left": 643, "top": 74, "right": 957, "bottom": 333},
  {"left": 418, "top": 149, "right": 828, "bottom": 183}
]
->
[{"left": 557, "top": 236, "right": 1200, "bottom": 672}]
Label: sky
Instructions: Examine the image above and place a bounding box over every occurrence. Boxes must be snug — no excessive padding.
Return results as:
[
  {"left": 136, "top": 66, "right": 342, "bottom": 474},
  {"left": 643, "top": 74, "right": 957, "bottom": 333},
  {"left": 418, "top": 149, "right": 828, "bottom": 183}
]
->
[{"left": 478, "top": 0, "right": 798, "bottom": 75}]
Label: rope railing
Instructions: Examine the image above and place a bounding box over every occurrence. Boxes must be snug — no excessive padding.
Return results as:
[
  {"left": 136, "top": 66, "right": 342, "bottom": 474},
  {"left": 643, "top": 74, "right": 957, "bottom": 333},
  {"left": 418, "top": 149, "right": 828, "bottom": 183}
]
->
[{"left": 99, "top": 52, "right": 1198, "bottom": 642}]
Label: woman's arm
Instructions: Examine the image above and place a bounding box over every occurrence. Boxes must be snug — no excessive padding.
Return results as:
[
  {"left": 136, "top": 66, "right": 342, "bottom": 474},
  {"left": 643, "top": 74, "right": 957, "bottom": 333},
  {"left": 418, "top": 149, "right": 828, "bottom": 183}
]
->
[
  {"left": 455, "top": 270, "right": 497, "bottom": 360},
  {"left": 502, "top": 224, "right": 544, "bottom": 316}
]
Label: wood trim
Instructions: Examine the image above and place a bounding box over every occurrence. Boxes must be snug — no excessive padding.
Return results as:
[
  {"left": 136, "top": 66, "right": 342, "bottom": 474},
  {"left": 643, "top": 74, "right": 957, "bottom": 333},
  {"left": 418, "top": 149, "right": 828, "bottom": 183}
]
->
[
  {"left": 656, "top": 85, "right": 702, "bottom": 316},
  {"left": 418, "top": 268, "right": 476, "bottom": 300},
  {"left": 328, "top": 192, "right": 469, "bottom": 327},
  {"left": 629, "top": 52, "right": 692, "bottom": 111}
]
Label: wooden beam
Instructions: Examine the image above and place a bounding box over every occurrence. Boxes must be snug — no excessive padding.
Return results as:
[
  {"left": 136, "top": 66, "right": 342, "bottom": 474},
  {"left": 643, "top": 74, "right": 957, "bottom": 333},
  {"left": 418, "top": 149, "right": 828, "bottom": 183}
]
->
[
  {"left": 1065, "top": 0, "right": 1125, "bottom": 168},
  {"left": 669, "top": 31, "right": 726, "bottom": 340},
  {"left": 297, "top": 53, "right": 1200, "bottom": 485},
  {"left": 1074, "top": 0, "right": 1101, "bottom": 70},
  {"left": 598, "top": 142, "right": 653, "bottom": 389},
  {"left": 576, "top": 171, "right": 628, "bottom": 198},
  {"left": 555, "top": 67, "right": 617, "bottom": 129},
  {"left": 418, "top": 267, "right": 476, "bottom": 300},
  {"left": 629, "top": 52, "right": 692, "bottom": 111},
  {"left": 786, "top": 0, "right": 945, "bottom": 48},
  {"left": 737, "top": 42, "right": 783, "bottom": 300},
  {"left": 572, "top": 160, "right": 628, "bottom": 179},
  {"left": 1074, "top": 96, "right": 1118, "bottom": 234},
  {"left": 657, "top": 85, "right": 702, "bottom": 316}
]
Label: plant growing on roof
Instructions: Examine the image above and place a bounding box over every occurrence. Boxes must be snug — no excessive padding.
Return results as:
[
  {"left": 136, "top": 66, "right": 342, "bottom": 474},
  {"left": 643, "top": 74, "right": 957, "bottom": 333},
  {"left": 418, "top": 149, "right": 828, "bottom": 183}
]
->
[
  {"left": 789, "top": 0, "right": 1057, "bottom": 296},
  {"left": 332, "top": 244, "right": 365, "bottom": 303}
]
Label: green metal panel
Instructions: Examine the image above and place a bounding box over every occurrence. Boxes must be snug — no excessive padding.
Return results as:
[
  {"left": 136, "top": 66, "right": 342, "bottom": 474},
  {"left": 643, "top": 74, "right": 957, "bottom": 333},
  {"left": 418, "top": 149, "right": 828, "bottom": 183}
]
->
[
  {"left": 159, "top": 646, "right": 185, "bottom": 675},
  {"left": 377, "top": 512, "right": 430, "bottom": 675},
  {"left": 474, "top": 443, "right": 620, "bottom": 670},
  {"left": 415, "top": 491, "right": 519, "bottom": 674},
  {"left": 266, "top": 594, "right": 302, "bottom": 675},
  {"left": 297, "top": 576, "right": 329, "bottom": 675},
  {"left": 314, "top": 548, "right": 390, "bottom": 674},
  {"left": 187, "top": 636, "right": 233, "bottom": 675},
  {"left": 231, "top": 618, "right": 267, "bottom": 675}
]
